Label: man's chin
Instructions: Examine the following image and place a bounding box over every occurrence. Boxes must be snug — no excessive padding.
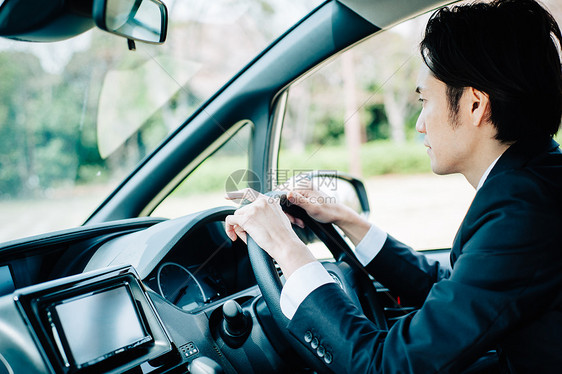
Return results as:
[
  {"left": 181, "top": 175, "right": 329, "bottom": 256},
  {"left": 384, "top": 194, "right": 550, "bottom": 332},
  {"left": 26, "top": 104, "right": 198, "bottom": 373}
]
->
[
  {"left": 431, "top": 163, "right": 457, "bottom": 176},
  {"left": 430, "top": 161, "right": 448, "bottom": 176}
]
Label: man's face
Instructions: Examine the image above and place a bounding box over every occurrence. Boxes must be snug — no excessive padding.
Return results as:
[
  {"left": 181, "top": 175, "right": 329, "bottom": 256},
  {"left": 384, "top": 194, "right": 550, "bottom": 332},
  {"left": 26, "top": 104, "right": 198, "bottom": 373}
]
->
[{"left": 415, "top": 65, "right": 474, "bottom": 175}]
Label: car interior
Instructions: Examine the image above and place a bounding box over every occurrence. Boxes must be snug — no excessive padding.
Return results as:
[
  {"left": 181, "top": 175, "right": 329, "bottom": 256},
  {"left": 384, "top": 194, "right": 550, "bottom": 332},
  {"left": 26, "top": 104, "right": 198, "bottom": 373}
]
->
[{"left": 0, "top": 0, "right": 509, "bottom": 373}]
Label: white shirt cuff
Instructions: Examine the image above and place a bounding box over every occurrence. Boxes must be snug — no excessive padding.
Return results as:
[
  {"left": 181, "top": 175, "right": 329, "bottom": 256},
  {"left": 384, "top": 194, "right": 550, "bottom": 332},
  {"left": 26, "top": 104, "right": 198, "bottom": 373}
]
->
[
  {"left": 280, "top": 261, "right": 335, "bottom": 320},
  {"left": 354, "top": 224, "right": 388, "bottom": 266}
]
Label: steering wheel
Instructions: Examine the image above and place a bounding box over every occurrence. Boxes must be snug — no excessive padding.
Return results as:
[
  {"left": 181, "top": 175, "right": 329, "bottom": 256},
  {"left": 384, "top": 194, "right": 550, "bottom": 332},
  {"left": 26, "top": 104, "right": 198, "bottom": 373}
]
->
[{"left": 246, "top": 192, "right": 387, "bottom": 372}]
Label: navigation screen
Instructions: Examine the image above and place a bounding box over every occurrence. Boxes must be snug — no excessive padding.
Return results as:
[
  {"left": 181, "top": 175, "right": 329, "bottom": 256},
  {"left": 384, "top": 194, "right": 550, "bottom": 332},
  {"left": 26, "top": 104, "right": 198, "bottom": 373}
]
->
[{"left": 53, "top": 285, "right": 151, "bottom": 368}]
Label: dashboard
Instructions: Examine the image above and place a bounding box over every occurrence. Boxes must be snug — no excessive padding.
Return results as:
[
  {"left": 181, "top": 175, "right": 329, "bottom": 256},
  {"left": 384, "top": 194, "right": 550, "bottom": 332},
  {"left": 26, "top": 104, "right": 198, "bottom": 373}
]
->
[
  {"left": 0, "top": 203, "right": 443, "bottom": 374},
  {"left": 141, "top": 216, "right": 256, "bottom": 313},
  {"left": 0, "top": 207, "right": 290, "bottom": 374}
]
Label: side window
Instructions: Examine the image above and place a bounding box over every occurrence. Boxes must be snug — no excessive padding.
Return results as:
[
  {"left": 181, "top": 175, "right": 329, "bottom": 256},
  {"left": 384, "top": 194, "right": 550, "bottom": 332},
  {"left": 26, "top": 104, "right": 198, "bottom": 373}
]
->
[
  {"left": 278, "top": 15, "right": 474, "bottom": 250},
  {"left": 151, "top": 123, "right": 251, "bottom": 218}
]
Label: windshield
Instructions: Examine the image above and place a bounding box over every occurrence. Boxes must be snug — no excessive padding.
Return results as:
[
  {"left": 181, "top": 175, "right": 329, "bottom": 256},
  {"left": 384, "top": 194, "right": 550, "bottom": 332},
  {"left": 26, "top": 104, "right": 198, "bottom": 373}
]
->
[{"left": 0, "top": 0, "right": 322, "bottom": 243}]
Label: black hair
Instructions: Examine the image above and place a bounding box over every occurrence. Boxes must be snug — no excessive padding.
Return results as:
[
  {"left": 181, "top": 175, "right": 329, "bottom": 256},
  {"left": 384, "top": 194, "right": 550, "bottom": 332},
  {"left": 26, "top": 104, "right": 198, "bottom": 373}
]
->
[{"left": 420, "top": 0, "right": 562, "bottom": 142}]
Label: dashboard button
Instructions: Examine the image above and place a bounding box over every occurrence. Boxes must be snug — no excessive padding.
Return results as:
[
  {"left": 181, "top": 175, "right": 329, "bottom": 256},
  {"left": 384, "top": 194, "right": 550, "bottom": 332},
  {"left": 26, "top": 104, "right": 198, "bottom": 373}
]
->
[
  {"left": 324, "top": 351, "right": 333, "bottom": 364},
  {"left": 310, "top": 337, "right": 319, "bottom": 349}
]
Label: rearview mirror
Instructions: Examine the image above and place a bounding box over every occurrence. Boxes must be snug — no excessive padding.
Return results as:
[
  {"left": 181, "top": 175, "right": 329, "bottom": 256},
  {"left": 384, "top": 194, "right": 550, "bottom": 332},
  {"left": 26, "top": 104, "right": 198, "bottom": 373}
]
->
[{"left": 93, "top": 0, "right": 168, "bottom": 44}]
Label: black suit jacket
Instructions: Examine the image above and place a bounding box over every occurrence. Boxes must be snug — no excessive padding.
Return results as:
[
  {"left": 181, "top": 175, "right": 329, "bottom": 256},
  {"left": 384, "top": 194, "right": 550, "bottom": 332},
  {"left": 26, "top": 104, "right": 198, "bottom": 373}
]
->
[{"left": 288, "top": 137, "right": 562, "bottom": 373}]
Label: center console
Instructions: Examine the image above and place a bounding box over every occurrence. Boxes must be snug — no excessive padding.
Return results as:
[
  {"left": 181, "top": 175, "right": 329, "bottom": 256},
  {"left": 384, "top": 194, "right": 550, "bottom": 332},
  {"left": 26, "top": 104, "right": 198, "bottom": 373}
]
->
[{"left": 14, "top": 266, "right": 173, "bottom": 374}]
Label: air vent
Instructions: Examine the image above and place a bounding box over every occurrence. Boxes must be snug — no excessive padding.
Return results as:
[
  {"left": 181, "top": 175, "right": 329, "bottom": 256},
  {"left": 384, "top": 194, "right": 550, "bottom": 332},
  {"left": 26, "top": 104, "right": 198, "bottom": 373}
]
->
[{"left": 213, "top": 345, "right": 222, "bottom": 357}]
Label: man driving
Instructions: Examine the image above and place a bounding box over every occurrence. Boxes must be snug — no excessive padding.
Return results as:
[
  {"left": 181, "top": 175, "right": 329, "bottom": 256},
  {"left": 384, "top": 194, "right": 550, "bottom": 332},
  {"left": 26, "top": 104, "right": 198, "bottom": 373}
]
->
[{"left": 224, "top": 0, "right": 562, "bottom": 372}]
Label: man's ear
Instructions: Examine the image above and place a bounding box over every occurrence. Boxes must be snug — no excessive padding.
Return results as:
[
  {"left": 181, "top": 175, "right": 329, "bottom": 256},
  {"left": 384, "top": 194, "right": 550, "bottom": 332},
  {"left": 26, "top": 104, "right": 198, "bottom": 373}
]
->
[{"left": 467, "top": 87, "right": 490, "bottom": 127}]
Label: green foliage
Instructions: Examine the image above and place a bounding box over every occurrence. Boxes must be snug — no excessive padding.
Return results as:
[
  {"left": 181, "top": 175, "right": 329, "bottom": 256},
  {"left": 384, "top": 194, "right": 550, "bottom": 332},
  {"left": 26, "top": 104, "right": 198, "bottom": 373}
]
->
[
  {"left": 360, "top": 141, "right": 431, "bottom": 175},
  {"left": 405, "top": 107, "right": 422, "bottom": 140},
  {"left": 171, "top": 156, "right": 248, "bottom": 196},
  {"left": 279, "top": 140, "right": 431, "bottom": 178},
  {"left": 0, "top": 33, "right": 183, "bottom": 198},
  {"left": 0, "top": 14, "right": 428, "bottom": 201},
  {"left": 167, "top": 125, "right": 252, "bottom": 196},
  {"left": 311, "top": 114, "right": 345, "bottom": 145},
  {"left": 0, "top": 51, "right": 45, "bottom": 197},
  {"left": 163, "top": 140, "right": 431, "bottom": 196},
  {"left": 0, "top": 49, "right": 106, "bottom": 197},
  {"left": 364, "top": 103, "right": 390, "bottom": 141}
]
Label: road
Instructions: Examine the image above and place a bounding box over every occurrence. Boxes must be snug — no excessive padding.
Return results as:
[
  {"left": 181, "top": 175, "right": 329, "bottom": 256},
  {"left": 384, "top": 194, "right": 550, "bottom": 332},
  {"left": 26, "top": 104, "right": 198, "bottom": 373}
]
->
[{"left": 365, "top": 173, "right": 474, "bottom": 249}]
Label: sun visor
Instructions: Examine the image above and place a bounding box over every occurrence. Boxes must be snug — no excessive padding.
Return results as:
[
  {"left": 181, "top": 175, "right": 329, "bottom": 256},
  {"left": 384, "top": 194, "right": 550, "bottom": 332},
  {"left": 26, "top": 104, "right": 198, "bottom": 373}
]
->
[{"left": 0, "top": 0, "right": 94, "bottom": 42}]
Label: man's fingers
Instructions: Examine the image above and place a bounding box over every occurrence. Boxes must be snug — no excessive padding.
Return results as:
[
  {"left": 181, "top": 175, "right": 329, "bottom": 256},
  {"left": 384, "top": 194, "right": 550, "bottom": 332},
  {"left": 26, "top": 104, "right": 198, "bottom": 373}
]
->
[
  {"left": 224, "top": 218, "right": 237, "bottom": 241},
  {"left": 225, "top": 226, "right": 237, "bottom": 241},
  {"left": 225, "top": 215, "right": 242, "bottom": 241},
  {"left": 287, "top": 191, "right": 309, "bottom": 208},
  {"left": 285, "top": 212, "right": 305, "bottom": 228},
  {"left": 234, "top": 226, "right": 247, "bottom": 243},
  {"left": 286, "top": 213, "right": 296, "bottom": 224},
  {"left": 225, "top": 214, "right": 250, "bottom": 243}
]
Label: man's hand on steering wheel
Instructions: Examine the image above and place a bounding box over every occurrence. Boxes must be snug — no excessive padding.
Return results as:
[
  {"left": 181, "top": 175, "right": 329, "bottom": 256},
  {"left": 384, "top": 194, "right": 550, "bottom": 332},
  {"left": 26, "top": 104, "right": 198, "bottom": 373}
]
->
[
  {"left": 224, "top": 186, "right": 388, "bottom": 372},
  {"left": 277, "top": 175, "right": 372, "bottom": 246},
  {"left": 224, "top": 189, "right": 317, "bottom": 279}
]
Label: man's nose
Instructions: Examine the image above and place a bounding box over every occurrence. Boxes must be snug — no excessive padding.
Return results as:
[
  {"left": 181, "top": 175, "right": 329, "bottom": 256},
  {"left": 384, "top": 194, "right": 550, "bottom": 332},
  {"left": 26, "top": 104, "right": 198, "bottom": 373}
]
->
[{"left": 416, "top": 116, "right": 426, "bottom": 134}]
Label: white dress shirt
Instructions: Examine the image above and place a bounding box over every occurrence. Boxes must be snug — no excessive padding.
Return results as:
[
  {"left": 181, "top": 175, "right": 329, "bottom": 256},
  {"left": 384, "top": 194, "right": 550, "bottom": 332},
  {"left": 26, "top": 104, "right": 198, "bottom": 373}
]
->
[
  {"left": 280, "top": 157, "right": 502, "bottom": 320},
  {"left": 280, "top": 225, "right": 387, "bottom": 319}
]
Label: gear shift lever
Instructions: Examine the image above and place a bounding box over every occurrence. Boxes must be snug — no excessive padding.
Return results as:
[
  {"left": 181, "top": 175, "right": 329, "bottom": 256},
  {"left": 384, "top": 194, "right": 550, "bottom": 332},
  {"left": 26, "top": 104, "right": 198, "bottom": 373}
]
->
[{"left": 220, "top": 299, "right": 251, "bottom": 347}]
